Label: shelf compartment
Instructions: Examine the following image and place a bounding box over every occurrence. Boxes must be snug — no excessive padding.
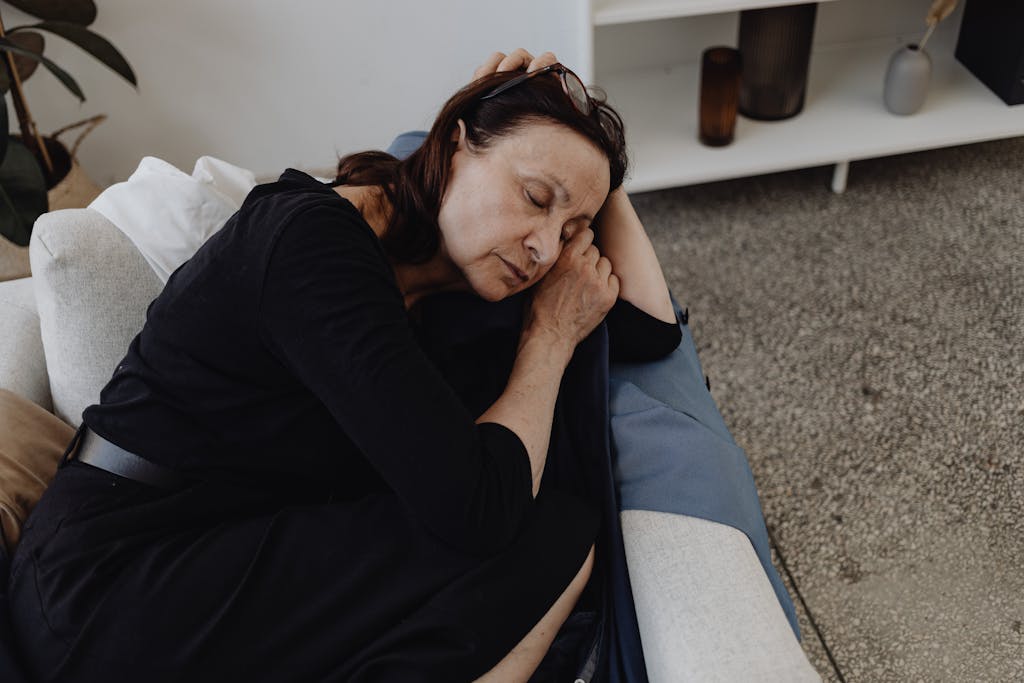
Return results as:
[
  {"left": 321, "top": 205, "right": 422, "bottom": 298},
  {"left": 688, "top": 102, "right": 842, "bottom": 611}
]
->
[
  {"left": 600, "top": 33, "right": 1024, "bottom": 193},
  {"left": 594, "top": 0, "right": 841, "bottom": 26}
]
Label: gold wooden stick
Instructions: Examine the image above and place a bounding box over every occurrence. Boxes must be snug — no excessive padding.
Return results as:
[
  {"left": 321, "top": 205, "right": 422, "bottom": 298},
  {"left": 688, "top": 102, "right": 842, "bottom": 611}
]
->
[
  {"left": 919, "top": 23, "right": 937, "bottom": 50},
  {"left": 919, "top": 0, "right": 958, "bottom": 51}
]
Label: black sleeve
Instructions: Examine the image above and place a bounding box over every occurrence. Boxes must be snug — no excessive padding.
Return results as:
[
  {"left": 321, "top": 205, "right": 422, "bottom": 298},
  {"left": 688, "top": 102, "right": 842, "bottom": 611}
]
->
[
  {"left": 258, "top": 206, "right": 534, "bottom": 557},
  {"left": 606, "top": 297, "right": 682, "bottom": 362}
]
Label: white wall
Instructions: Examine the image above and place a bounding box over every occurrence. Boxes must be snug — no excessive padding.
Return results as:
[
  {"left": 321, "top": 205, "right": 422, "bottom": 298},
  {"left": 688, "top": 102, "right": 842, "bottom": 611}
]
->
[{"left": 4, "top": 0, "right": 585, "bottom": 186}]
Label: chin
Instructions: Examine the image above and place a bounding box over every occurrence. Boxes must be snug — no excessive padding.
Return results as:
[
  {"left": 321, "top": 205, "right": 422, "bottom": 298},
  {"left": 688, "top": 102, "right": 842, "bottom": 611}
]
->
[
  {"left": 476, "top": 288, "right": 509, "bottom": 303},
  {"left": 469, "top": 278, "right": 520, "bottom": 303}
]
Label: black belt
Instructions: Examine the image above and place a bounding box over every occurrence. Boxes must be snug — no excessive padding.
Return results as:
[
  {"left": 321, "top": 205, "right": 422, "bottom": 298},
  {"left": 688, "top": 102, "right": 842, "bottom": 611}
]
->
[{"left": 70, "top": 427, "right": 192, "bottom": 491}]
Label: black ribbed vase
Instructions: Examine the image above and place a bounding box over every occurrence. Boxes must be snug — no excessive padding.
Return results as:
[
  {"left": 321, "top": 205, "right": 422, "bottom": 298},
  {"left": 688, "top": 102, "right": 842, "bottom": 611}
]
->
[{"left": 738, "top": 3, "right": 818, "bottom": 121}]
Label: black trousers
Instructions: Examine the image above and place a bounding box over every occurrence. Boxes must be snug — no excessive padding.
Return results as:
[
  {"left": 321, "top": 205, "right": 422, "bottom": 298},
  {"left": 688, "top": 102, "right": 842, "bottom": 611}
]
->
[{"left": 8, "top": 460, "right": 597, "bottom": 682}]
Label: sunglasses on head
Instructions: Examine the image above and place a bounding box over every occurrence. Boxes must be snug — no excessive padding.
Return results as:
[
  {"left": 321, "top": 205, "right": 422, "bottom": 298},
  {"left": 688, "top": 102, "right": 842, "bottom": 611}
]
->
[{"left": 479, "top": 63, "right": 594, "bottom": 117}]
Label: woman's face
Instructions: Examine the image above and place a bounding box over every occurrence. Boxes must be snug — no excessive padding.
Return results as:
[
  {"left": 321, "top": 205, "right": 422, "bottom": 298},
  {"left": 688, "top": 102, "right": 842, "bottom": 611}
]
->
[{"left": 437, "top": 119, "right": 611, "bottom": 302}]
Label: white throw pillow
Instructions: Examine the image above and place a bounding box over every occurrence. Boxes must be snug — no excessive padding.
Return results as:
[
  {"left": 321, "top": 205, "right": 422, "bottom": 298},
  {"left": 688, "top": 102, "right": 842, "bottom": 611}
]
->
[{"left": 88, "top": 156, "right": 257, "bottom": 284}]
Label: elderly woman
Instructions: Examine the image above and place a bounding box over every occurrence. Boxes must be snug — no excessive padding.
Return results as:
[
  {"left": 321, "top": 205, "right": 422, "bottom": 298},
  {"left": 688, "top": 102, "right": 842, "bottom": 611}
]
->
[{"left": 8, "top": 50, "right": 681, "bottom": 682}]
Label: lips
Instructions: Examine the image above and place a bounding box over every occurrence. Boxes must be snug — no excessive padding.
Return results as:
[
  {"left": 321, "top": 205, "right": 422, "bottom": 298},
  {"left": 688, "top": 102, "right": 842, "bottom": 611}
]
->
[{"left": 500, "top": 257, "right": 529, "bottom": 283}]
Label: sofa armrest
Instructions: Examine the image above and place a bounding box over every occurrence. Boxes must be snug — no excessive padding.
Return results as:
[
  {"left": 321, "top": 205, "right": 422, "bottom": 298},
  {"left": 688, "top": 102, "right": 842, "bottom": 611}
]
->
[
  {"left": 30, "top": 208, "right": 163, "bottom": 426},
  {"left": 622, "top": 511, "right": 820, "bottom": 682},
  {"left": 0, "top": 277, "right": 51, "bottom": 411}
]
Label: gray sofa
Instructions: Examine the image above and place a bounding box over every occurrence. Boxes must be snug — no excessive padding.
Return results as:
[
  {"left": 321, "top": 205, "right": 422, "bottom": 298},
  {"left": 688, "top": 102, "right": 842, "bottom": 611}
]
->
[{"left": 0, "top": 207, "right": 820, "bottom": 681}]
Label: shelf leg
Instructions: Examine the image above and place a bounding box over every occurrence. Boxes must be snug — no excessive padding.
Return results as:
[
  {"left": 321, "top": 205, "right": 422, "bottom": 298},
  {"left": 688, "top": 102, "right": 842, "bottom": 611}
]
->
[{"left": 831, "top": 161, "right": 849, "bottom": 194}]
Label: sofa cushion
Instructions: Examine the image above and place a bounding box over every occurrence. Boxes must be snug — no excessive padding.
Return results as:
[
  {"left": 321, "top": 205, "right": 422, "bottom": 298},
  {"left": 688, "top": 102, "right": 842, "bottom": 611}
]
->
[
  {"left": 30, "top": 208, "right": 163, "bottom": 426},
  {"left": 0, "top": 278, "right": 51, "bottom": 410},
  {"left": 0, "top": 389, "right": 74, "bottom": 554}
]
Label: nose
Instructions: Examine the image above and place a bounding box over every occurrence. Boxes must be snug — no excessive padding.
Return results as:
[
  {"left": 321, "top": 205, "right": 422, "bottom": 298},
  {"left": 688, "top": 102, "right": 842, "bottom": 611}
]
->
[{"left": 523, "top": 221, "right": 562, "bottom": 268}]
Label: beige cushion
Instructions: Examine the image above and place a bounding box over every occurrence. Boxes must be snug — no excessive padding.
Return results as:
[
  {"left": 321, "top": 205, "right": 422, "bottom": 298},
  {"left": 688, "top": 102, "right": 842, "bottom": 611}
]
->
[
  {"left": 0, "top": 277, "right": 51, "bottom": 410},
  {"left": 30, "top": 208, "right": 163, "bottom": 426},
  {"left": 0, "top": 388, "right": 75, "bottom": 553}
]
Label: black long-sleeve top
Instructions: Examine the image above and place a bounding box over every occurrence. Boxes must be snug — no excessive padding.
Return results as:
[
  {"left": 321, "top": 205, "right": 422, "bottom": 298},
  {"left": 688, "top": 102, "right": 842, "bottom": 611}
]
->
[{"left": 83, "top": 170, "right": 679, "bottom": 556}]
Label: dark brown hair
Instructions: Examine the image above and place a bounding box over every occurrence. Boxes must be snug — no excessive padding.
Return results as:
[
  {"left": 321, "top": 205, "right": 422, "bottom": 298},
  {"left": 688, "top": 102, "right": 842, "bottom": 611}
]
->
[{"left": 335, "top": 69, "right": 628, "bottom": 264}]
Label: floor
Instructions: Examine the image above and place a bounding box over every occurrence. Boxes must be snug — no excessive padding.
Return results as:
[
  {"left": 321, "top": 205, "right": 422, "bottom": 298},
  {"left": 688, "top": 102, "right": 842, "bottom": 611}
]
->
[{"left": 631, "top": 135, "right": 1024, "bottom": 682}]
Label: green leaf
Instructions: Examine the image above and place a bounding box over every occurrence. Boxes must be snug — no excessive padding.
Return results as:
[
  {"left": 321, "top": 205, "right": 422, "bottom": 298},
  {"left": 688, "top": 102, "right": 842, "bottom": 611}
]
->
[
  {"left": 2, "top": 0, "right": 97, "bottom": 26},
  {"left": 0, "top": 136, "right": 48, "bottom": 247},
  {"left": 0, "top": 35, "right": 84, "bottom": 100},
  {"left": 0, "top": 104, "right": 8, "bottom": 165},
  {"left": 0, "top": 31, "right": 45, "bottom": 93},
  {"left": 0, "top": 184, "right": 33, "bottom": 246},
  {"left": 15, "top": 21, "right": 136, "bottom": 86}
]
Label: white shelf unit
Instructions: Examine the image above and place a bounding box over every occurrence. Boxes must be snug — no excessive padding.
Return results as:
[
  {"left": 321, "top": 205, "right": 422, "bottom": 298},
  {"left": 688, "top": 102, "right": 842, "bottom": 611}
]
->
[
  {"left": 594, "top": 0, "right": 840, "bottom": 25},
  {"left": 581, "top": 0, "right": 1024, "bottom": 193}
]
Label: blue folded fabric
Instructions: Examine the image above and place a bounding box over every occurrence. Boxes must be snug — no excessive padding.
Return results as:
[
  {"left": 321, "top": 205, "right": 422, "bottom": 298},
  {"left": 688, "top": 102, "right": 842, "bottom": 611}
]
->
[
  {"left": 609, "top": 304, "right": 800, "bottom": 638},
  {"left": 385, "top": 131, "right": 429, "bottom": 161}
]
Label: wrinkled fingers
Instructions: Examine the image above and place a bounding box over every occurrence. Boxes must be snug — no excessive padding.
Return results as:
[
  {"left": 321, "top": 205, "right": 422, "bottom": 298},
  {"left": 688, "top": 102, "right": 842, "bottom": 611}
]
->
[
  {"left": 497, "top": 48, "right": 535, "bottom": 72},
  {"left": 607, "top": 272, "right": 621, "bottom": 299},
  {"left": 564, "top": 226, "right": 595, "bottom": 256},
  {"left": 527, "top": 51, "right": 558, "bottom": 72},
  {"left": 473, "top": 51, "right": 507, "bottom": 80},
  {"left": 581, "top": 244, "right": 601, "bottom": 267}
]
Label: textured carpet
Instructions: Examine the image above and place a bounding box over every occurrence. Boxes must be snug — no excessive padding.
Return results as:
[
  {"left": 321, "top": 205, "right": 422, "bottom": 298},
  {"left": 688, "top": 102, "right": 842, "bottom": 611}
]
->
[{"left": 632, "top": 135, "right": 1024, "bottom": 682}]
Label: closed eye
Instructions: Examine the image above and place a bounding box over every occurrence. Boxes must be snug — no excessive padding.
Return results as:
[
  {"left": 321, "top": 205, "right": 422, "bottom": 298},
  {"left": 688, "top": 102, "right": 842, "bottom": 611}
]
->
[{"left": 525, "top": 189, "right": 545, "bottom": 209}]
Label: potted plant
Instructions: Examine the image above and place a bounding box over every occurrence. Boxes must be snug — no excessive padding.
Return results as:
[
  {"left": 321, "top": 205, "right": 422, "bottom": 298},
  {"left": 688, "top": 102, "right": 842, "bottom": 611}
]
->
[{"left": 0, "top": 0, "right": 136, "bottom": 248}]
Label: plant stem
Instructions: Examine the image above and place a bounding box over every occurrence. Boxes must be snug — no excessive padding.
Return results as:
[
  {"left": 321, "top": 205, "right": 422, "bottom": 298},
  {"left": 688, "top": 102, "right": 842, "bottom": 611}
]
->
[{"left": 0, "top": 11, "right": 54, "bottom": 177}]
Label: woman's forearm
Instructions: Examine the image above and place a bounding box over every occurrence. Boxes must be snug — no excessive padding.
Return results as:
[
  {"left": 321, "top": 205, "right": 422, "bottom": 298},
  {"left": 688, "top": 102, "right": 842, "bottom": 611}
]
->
[
  {"left": 596, "top": 189, "right": 675, "bottom": 323},
  {"left": 476, "top": 328, "right": 574, "bottom": 497}
]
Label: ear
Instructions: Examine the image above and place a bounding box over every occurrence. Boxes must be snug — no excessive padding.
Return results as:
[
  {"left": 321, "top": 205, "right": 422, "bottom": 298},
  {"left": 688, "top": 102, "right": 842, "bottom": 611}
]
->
[{"left": 451, "top": 119, "right": 468, "bottom": 148}]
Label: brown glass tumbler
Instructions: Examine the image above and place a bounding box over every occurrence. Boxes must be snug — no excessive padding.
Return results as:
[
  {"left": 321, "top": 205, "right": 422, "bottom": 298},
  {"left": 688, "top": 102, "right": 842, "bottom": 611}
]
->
[{"left": 699, "top": 47, "right": 742, "bottom": 147}]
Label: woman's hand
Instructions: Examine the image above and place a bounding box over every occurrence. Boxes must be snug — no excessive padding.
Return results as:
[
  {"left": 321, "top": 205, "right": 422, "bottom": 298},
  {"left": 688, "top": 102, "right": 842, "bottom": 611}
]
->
[
  {"left": 523, "top": 227, "right": 620, "bottom": 352},
  {"left": 472, "top": 49, "right": 559, "bottom": 80},
  {"left": 479, "top": 227, "right": 617, "bottom": 495}
]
